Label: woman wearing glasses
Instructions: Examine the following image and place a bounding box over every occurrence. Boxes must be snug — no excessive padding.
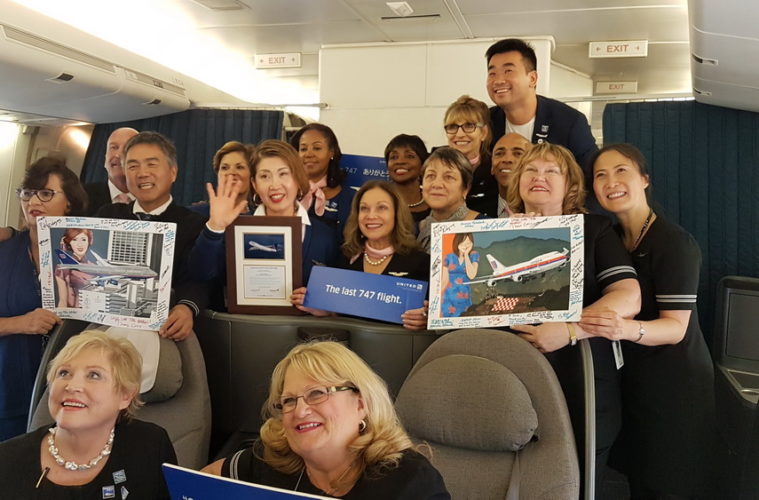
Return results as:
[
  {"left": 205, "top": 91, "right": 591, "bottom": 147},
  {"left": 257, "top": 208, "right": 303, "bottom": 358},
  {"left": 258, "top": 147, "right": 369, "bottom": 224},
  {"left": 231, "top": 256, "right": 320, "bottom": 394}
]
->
[
  {"left": 203, "top": 341, "right": 449, "bottom": 499},
  {"left": 443, "top": 95, "right": 498, "bottom": 217},
  {"left": 0, "top": 158, "right": 86, "bottom": 440}
]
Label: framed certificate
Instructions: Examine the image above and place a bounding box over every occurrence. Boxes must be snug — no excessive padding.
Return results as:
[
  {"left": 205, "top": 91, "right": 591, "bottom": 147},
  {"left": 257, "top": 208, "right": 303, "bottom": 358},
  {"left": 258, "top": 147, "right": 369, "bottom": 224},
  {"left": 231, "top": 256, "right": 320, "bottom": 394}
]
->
[
  {"left": 427, "top": 215, "right": 585, "bottom": 330},
  {"left": 225, "top": 216, "right": 303, "bottom": 314}
]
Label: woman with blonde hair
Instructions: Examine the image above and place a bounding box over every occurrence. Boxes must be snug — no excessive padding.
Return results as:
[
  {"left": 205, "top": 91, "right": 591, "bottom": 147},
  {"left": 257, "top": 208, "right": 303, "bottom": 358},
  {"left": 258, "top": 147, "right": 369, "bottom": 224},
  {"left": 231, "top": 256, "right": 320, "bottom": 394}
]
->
[
  {"left": 0, "top": 330, "right": 176, "bottom": 497},
  {"left": 506, "top": 142, "right": 641, "bottom": 491},
  {"left": 443, "top": 95, "right": 498, "bottom": 217},
  {"left": 204, "top": 341, "right": 449, "bottom": 499}
]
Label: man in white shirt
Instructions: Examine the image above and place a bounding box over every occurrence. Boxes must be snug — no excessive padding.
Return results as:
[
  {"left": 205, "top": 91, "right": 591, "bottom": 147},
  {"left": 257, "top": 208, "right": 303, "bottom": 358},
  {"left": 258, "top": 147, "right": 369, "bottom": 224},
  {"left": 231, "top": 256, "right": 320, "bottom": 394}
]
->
[
  {"left": 84, "top": 127, "right": 138, "bottom": 214},
  {"left": 486, "top": 39, "right": 597, "bottom": 172}
]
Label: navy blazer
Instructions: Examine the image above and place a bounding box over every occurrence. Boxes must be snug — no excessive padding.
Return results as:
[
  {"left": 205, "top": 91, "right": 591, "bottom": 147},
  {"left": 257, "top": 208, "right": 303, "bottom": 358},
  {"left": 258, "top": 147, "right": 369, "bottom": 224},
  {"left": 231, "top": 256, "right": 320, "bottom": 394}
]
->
[{"left": 489, "top": 94, "right": 598, "bottom": 172}]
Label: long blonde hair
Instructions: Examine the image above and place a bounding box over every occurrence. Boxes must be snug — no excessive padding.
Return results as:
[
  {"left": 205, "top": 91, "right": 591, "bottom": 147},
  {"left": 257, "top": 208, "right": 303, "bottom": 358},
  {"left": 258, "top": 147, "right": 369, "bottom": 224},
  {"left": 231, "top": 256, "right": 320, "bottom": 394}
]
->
[
  {"left": 259, "top": 342, "right": 413, "bottom": 477},
  {"left": 506, "top": 142, "right": 587, "bottom": 215}
]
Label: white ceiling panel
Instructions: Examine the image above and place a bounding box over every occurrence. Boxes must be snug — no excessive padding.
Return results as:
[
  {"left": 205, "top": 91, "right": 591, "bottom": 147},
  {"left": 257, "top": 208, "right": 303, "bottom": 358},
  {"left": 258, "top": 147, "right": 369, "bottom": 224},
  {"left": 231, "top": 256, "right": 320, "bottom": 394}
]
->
[
  {"left": 466, "top": 8, "right": 689, "bottom": 43},
  {"left": 185, "top": 0, "right": 360, "bottom": 25}
]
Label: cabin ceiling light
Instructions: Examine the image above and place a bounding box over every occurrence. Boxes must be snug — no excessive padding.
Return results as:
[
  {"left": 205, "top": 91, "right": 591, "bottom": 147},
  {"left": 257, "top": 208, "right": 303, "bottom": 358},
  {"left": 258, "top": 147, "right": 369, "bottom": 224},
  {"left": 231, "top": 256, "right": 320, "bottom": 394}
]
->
[
  {"left": 386, "top": 2, "right": 414, "bottom": 17},
  {"left": 189, "top": 0, "right": 246, "bottom": 11}
]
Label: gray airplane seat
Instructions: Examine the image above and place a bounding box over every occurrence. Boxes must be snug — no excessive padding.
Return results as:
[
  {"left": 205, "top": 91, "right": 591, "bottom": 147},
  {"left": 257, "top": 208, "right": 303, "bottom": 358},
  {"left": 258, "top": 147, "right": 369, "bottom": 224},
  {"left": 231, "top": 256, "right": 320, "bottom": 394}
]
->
[
  {"left": 713, "top": 276, "right": 759, "bottom": 455},
  {"left": 196, "top": 311, "right": 439, "bottom": 460},
  {"left": 394, "top": 328, "right": 580, "bottom": 500},
  {"left": 28, "top": 320, "right": 211, "bottom": 469}
]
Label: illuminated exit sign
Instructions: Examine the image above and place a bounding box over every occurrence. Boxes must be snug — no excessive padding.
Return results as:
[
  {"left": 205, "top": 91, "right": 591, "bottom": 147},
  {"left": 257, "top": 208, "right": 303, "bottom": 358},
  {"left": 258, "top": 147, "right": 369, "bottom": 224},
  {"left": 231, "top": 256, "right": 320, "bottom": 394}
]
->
[
  {"left": 589, "top": 40, "right": 648, "bottom": 58},
  {"left": 595, "top": 81, "right": 638, "bottom": 94},
  {"left": 255, "top": 52, "right": 301, "bottom": 68}
]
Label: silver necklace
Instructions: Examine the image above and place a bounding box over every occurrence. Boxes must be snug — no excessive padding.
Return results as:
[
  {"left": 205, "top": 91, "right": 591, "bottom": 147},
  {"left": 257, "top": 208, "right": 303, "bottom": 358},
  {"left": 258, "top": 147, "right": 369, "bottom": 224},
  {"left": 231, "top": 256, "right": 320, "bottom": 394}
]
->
[
  {"left": 47, "top": 427, "right": 114, "bottom": 471},
  {"left": 364, "top": 253, "right": 390, "bottom": 266}
]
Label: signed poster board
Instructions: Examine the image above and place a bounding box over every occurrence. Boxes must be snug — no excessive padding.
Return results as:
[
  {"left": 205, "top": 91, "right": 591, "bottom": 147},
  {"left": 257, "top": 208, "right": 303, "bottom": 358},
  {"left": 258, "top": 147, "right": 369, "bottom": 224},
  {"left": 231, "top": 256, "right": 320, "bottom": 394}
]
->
[
  {"left": 37, "top": 216, "right": 175, "bottom": 331},
  {"left": 427, "top": 215, "right": 584, "bottom": 330}
]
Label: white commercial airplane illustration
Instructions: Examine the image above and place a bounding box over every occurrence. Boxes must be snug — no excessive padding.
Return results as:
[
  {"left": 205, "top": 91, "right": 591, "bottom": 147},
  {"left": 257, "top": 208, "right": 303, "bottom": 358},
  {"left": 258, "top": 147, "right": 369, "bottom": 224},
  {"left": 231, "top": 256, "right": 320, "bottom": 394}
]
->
[
  {"left": 465, "top": 248, "right": 569, "bottom": 287},
  {"left": 55, "top": 249, "right": 158, "bottom": 279},
  {"left": 248, "top": 241, "right": 278, "bottom": 253}
]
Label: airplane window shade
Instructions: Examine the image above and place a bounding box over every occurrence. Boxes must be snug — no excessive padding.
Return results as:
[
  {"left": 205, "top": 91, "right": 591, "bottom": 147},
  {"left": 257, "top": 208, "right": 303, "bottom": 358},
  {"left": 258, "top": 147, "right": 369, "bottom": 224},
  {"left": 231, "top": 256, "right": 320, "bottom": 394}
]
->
[{"left": 725, "top": 292, "right": 759, "bottom": 361}]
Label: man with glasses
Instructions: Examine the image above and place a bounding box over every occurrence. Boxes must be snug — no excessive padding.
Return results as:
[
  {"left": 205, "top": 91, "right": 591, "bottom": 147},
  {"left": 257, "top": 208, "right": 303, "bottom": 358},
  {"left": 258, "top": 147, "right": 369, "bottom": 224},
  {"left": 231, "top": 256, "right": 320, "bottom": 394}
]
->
[
  {"left": 84, "top": 127, "right": 138, "bottom": 215},
  {"left": 486, "top": 38, "right": 598, "bottom": 172}
]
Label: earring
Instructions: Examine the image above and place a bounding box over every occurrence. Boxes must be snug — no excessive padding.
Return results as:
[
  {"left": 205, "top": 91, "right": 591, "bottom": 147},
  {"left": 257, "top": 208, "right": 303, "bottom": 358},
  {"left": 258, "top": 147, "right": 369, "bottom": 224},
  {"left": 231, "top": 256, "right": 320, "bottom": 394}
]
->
[
  {"left": 358, "top": 419, "right": 367, "bottom": 433},
  {"left": 253, "top": 193, "right": 262, "bottom": 206}
]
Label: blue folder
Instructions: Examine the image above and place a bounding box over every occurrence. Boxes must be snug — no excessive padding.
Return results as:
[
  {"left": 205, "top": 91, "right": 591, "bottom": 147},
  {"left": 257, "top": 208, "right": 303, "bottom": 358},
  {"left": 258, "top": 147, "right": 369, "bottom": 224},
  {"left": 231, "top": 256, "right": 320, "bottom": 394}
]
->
[{"left": 162, "top": 463, "right": 329, "bottom": 499}]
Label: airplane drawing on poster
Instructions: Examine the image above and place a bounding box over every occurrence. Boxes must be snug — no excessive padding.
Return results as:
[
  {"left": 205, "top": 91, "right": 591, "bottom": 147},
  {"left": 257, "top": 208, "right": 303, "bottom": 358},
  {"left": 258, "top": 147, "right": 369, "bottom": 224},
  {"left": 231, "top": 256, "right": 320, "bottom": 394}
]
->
[
  {"left": 427, "top": 215, "right": 584, "bottom": 330},
  {"left": 36, "top": 216, "right": 176, "bottom": 331},
  {"left": 466, "top": 248, "right": 570, "bottom": 286},
  {"left": 55, "top": 249, "right": 159, "bottom": 280}
]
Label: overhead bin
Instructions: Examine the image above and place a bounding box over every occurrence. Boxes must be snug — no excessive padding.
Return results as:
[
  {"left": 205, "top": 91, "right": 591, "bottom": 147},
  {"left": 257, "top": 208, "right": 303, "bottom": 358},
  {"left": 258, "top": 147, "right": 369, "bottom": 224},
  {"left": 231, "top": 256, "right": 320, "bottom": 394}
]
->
[
  {"left": 0, "top": 23, "right": 190, "bottom": 123},
  {"left": 689, "top": 0, "right": 759, "bottom": 112}
]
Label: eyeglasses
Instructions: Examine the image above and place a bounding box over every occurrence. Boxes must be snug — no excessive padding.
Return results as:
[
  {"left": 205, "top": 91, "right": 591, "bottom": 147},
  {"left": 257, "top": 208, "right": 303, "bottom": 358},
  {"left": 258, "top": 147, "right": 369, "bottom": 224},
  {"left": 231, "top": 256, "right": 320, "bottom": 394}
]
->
[
  {"left": 16, "top": 188, "right": 64, "bottom": 202},
  {"left": 444, "top": 122, "right": 483, "bottom": 134},
  {"left": 275, "top": 385, "right": 358, "bottom": 414}
]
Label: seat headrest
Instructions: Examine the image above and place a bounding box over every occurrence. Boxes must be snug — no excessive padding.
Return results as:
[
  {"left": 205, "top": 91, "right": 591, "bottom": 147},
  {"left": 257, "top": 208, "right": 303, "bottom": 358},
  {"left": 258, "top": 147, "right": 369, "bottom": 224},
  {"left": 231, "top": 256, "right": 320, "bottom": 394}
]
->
[
  {"left": 140, "top": 336, "right": 183, "bottom": 403},
  {"left": 395, "top": 354, "right": 537, "bottom": 452}
]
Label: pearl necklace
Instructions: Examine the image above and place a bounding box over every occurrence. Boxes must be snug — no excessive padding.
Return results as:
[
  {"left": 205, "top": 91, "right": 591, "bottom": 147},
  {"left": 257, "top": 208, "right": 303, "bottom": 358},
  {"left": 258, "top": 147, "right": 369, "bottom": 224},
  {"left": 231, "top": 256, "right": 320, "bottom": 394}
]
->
[
  {"left": 364, "top": 253, "right": 390, "bottom": 266},
  {"left": 407, "top": 196, "right": 425, "bottom": 208},
  {"left": 47, "top": 427, "right": 114, "bottom": 471}
]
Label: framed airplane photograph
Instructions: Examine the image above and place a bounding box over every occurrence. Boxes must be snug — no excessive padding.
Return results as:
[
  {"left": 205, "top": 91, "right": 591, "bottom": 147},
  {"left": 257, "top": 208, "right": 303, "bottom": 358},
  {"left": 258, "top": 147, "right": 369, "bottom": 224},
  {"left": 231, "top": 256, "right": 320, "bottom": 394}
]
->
[
  {"left": 225, "top": 215, "right": 303, "bottom": 315},
  {"left": 36, "top": 216, "right": 176, "bottom": 331},
  {"left": 427, "top": 215, "right": 585, "bottom": 330}
]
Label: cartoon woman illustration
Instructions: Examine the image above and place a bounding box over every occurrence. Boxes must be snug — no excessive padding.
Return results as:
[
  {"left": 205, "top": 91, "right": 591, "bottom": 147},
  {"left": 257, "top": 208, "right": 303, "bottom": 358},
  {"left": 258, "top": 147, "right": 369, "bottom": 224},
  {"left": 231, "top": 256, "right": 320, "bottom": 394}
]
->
[
  {"left": 54, "top": 228, "right": 95, "bottom": 308},
  {"left": 441, "top": 232, "right": 479, "bottom": 317}
]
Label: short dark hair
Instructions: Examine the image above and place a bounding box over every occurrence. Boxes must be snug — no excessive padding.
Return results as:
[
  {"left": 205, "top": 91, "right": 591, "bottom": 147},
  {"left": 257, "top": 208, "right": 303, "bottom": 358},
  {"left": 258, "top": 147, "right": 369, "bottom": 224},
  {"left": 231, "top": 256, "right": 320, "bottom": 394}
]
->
[
  {"left": 124, "top": 131, "right": 177, "bottom": 167},
  {"left": 486, "top": 38, "right": 537, "bottom": 72},
  {"left": 290, "top": 123, "right": 345, "bottom": 188},
  {"left": 383, "top": 134, "right": 429, "bottom": 165},
  {"left": 421, "top": 146, "right": 474, "bottom": 191},
  {"left": 22, "top": 157, "right": 87, "bottom": 216}
]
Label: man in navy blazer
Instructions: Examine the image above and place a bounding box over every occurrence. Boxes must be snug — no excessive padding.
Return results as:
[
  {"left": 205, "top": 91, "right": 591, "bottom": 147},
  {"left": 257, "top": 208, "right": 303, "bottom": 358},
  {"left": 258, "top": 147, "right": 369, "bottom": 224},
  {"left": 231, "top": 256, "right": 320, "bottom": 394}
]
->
[{"left": 486, "top": 38, "right": 598, "bottom": 172}]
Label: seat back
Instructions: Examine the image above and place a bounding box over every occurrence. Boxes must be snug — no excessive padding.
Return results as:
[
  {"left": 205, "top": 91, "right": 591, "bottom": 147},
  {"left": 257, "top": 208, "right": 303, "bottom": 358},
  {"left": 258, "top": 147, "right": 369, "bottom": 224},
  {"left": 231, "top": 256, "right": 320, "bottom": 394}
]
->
[
  {"left": 195, "top": 310, "right": 439, "bottom": 452},
  {"left": 395, "top": 328, "right": 579, "bottom": 500},
  {"left": 29, "top": 323, "right": 211, "bottom": 469}
]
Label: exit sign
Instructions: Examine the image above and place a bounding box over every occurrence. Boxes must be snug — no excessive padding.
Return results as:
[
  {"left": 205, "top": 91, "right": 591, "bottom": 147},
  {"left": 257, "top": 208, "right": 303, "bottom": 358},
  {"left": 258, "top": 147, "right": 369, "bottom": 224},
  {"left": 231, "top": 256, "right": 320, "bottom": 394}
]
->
[
  {"left": 595, "top": 81, "right": 638, "bottom": 94},
  {"left": 255, "top": 53, "right": 301, "bottom": 68},
  {"left": 589, "top": 40, "right": 648, "bottom": 58}
]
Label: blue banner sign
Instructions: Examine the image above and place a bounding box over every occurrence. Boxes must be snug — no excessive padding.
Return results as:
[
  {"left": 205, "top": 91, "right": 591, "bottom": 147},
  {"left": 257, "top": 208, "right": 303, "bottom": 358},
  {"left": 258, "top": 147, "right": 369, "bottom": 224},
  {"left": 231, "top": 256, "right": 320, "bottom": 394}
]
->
[
  {"left": 303, "top": 266, "right": 428, "bottom": 324},
  {"left": 341, "top": 154, "right": 388, "bottom": 188},
  {"left": 163, "top": 463, "right": 328, "bottom": 499}
]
